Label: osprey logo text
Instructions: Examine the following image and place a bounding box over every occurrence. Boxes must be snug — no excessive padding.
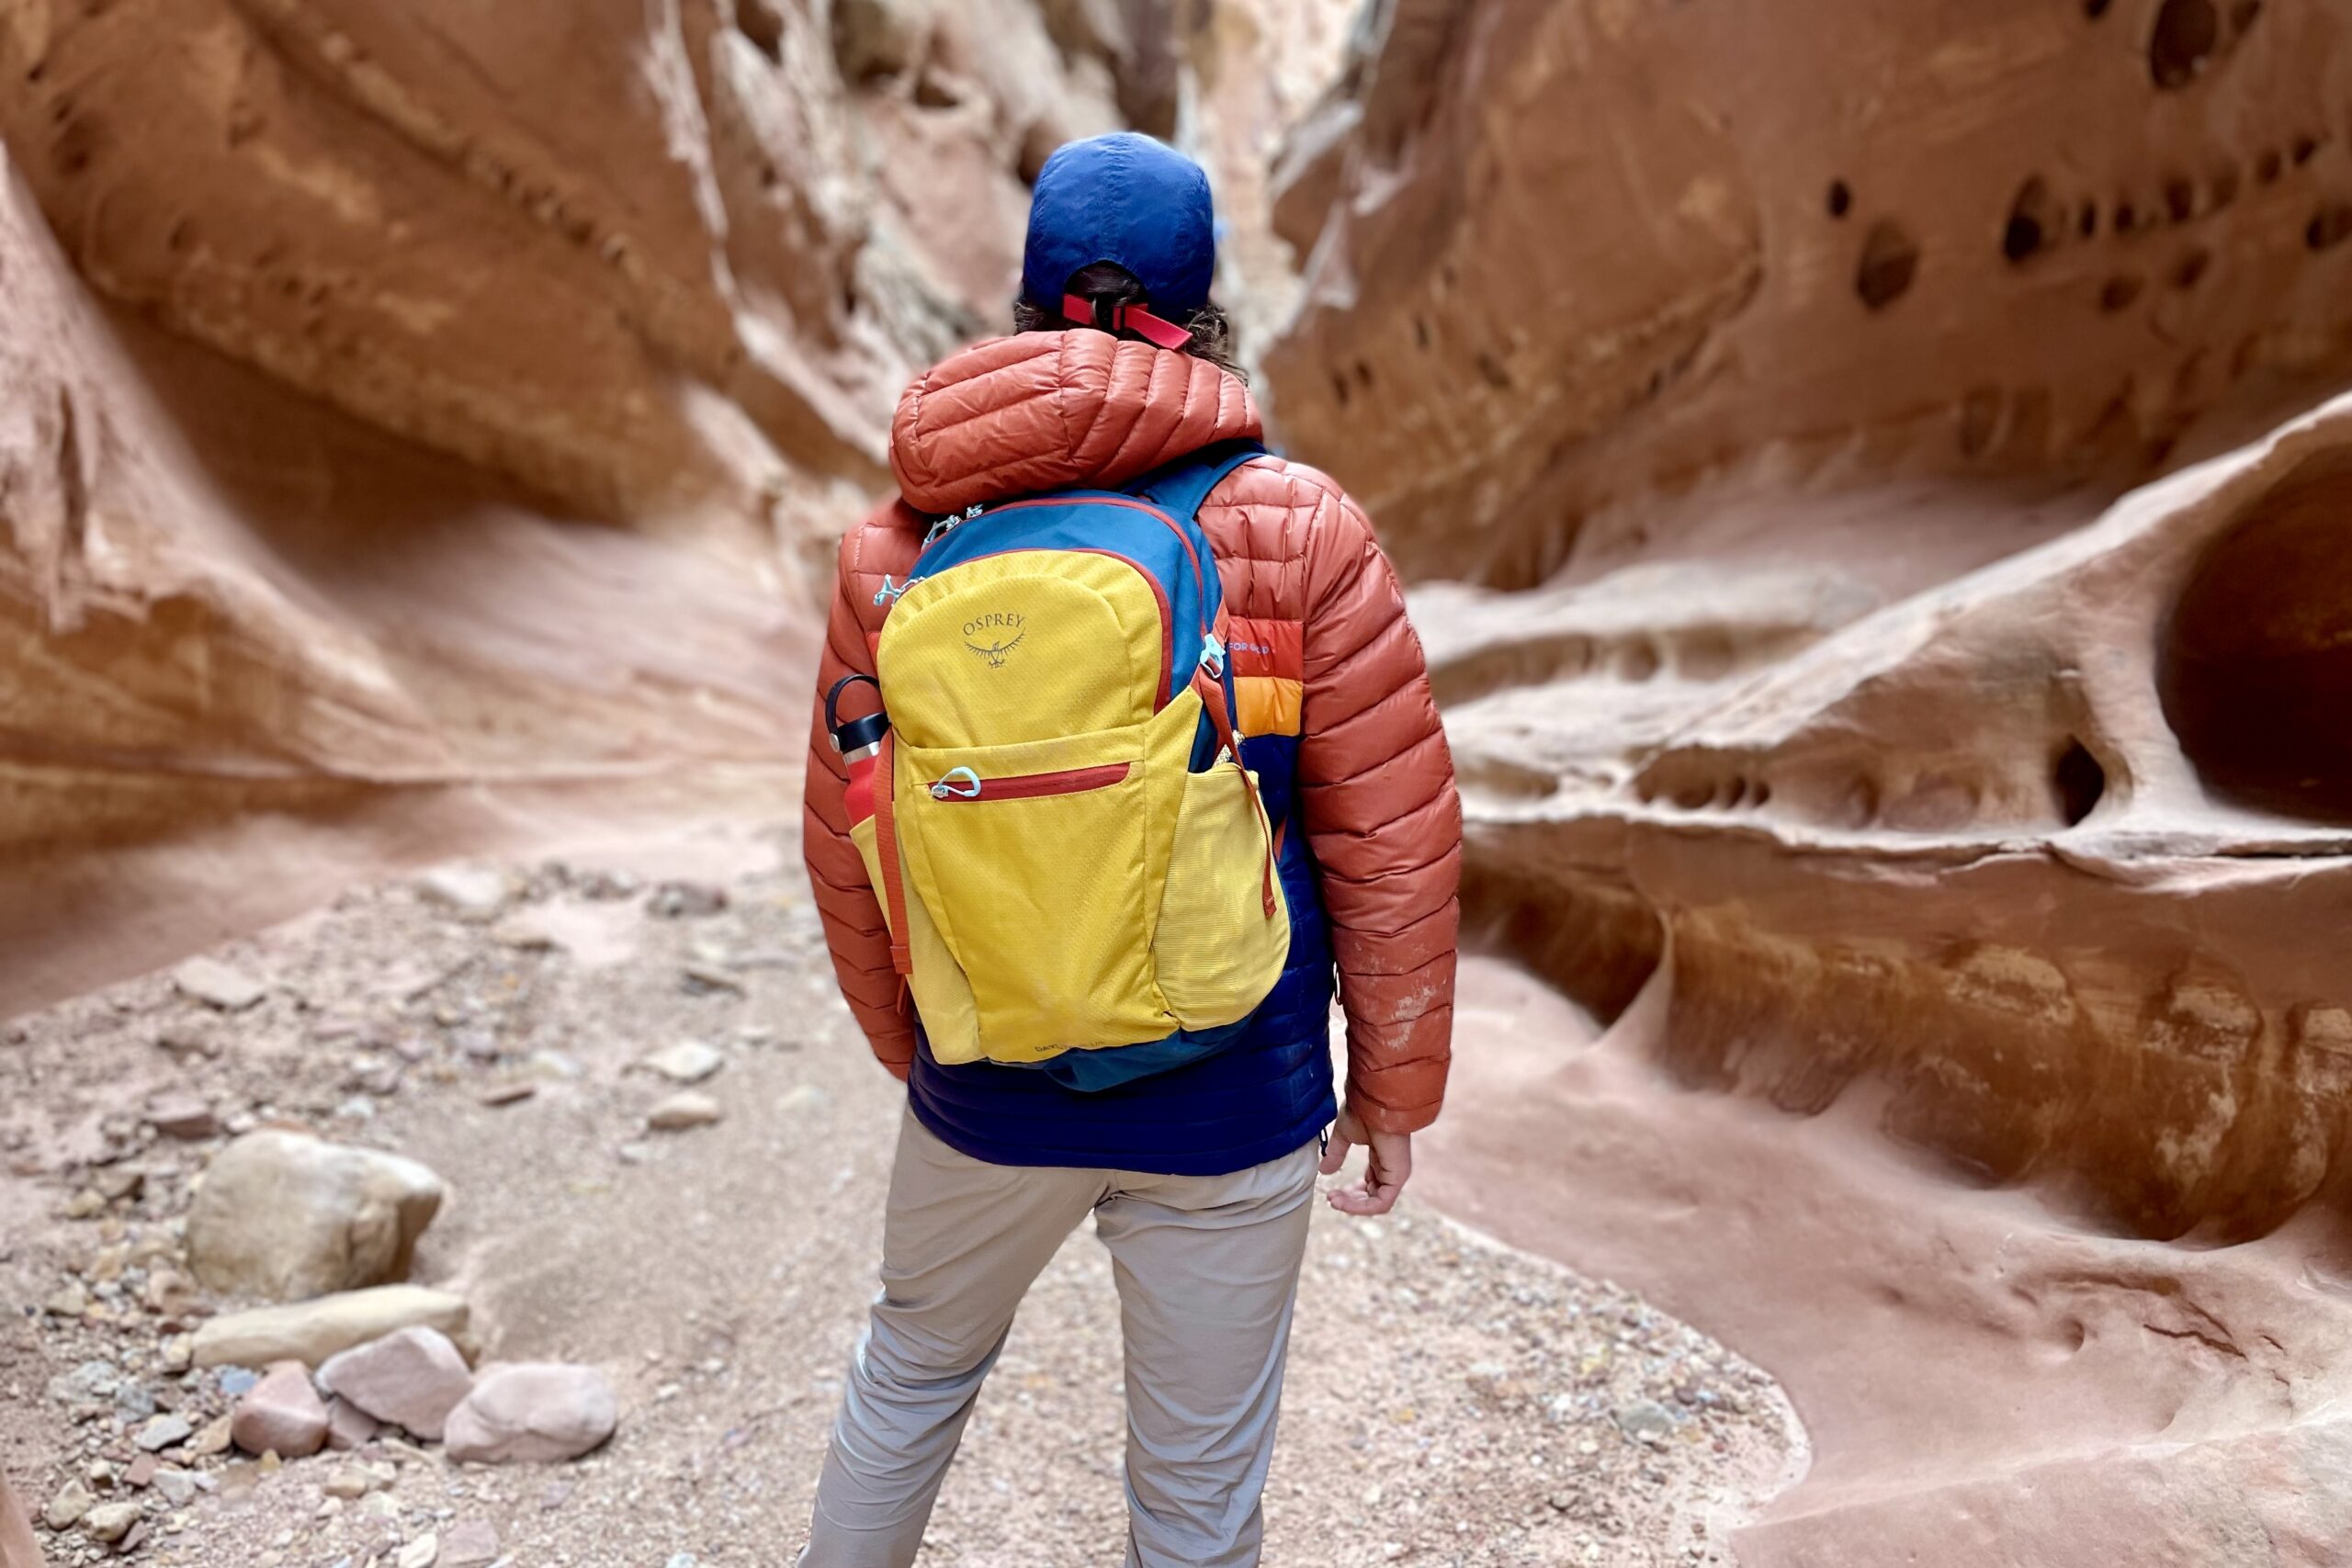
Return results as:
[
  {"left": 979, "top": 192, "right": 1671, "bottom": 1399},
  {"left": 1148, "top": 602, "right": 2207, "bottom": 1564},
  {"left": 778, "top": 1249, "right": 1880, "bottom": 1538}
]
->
[{"left": 963, "top": 609, "right": 1027, "bottom": 668}]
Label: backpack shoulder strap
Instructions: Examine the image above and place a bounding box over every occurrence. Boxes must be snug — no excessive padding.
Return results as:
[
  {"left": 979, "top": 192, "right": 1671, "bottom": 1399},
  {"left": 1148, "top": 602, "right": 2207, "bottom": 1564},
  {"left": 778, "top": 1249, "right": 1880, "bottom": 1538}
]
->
[{"left": 1124, "top": 439, "right": 1269, "bottom": 525}]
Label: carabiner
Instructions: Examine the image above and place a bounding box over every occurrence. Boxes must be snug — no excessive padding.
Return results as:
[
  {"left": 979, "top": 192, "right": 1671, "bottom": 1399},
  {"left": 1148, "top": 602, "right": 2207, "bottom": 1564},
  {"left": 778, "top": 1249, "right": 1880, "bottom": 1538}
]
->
[{"left": 930, "top": 767, "right": 983, "bottom": 800}]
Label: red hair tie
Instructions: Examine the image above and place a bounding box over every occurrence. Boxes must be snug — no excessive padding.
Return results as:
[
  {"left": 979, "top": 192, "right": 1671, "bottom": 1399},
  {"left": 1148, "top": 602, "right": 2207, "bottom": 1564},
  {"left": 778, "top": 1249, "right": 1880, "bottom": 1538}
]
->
[{"left": 1063, "top": 292, "right": 1192, "bottom": 351}]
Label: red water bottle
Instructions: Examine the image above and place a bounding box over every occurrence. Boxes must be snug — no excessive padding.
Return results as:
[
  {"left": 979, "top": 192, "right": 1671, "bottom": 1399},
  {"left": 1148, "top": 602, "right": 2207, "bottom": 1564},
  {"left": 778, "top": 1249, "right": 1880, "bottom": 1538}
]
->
[{"left": 827, "top": 674, "right": 890, "bottom": 826}]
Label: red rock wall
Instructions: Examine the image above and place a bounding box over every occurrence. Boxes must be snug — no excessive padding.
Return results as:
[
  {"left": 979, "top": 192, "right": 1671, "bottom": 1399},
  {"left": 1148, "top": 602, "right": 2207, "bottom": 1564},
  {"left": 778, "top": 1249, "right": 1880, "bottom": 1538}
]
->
[
  {"left": 0, "top": 0, "right": 1189, "bottom": 1008},
  {"left": 1268, "top": 0, "right": 2352, "bottom": 586}
]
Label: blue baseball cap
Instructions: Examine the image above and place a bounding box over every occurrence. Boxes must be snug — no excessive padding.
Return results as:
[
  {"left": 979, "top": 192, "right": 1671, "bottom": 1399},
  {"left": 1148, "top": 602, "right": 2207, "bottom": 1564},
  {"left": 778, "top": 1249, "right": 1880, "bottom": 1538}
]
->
[{"left": 1022, "top": 133, "right": 1217, "bottom": 325}]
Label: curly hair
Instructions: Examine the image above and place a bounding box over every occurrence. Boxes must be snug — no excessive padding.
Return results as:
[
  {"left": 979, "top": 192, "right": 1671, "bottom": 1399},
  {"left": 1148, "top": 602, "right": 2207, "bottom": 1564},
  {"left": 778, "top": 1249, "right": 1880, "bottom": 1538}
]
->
[{"left": 1012, "top": 261, "right": 1247, "bottom": 383}]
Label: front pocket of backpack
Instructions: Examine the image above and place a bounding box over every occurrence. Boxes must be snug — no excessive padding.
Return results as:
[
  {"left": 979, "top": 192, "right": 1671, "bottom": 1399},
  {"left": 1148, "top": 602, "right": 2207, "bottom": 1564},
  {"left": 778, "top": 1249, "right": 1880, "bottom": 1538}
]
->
[
  {"left": 895, "top": 728, "right": 1182, "bottom": 1057},
  {"left": 1154, "top": 761, "right": 1291, "bottom": 1030}
]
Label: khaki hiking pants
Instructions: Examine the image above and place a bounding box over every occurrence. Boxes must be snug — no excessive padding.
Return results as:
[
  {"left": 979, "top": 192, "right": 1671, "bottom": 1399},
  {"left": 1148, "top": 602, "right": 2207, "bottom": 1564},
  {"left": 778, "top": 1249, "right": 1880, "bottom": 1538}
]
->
[{"left": 801, "top": 1108, "right": 1319, "bottom": 1568}]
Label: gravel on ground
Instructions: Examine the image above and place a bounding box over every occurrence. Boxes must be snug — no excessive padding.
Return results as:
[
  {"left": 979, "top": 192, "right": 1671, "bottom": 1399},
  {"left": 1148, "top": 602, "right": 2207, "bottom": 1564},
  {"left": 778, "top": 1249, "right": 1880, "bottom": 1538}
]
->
[{"left": 0, "top": 821, "right": 1801, "bottom": 1566}]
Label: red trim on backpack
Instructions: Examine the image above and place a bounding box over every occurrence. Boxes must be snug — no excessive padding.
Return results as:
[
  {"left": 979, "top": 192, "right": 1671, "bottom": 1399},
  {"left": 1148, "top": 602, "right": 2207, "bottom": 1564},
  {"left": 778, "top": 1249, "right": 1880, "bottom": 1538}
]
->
[
  {"left": 1190, "top": 666, "right": 1281, "bottom": 920},
  {"left": 929, "top": 762, "right": 1131, "bottom": 801},
  {"left": 872, "top": 731, "right": 913, "bottom": 977},
  {"left": 980, "top": 495, "right": 1212, "bottom": 654}
]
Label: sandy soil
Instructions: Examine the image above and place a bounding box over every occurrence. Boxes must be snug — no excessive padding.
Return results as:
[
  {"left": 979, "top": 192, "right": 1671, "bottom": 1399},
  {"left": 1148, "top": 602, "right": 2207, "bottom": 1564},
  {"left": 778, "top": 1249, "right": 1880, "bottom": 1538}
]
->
[{"left": 1, "top": 822, "right": 1799, "bottom": 1568}]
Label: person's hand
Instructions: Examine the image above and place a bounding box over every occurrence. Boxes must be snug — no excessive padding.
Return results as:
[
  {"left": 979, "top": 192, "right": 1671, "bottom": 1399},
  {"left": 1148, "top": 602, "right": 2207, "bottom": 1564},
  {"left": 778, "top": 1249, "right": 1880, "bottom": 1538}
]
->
[{"left": 1319, "top": 1103, "right": 1411, "bottom": 1216}]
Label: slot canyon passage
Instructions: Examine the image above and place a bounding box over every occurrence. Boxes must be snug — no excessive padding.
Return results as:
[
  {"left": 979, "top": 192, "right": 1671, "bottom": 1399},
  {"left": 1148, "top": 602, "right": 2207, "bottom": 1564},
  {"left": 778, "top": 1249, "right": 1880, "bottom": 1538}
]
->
[{"left": 15, "top": 0, "right": 2352, "bottom": 1563}]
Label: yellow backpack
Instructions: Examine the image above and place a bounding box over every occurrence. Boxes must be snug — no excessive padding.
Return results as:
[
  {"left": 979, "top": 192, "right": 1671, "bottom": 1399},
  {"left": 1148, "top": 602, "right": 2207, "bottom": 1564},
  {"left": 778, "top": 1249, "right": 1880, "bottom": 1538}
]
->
[{"left": 840, "top": 445, "right": 1289, "bottom": 1081}]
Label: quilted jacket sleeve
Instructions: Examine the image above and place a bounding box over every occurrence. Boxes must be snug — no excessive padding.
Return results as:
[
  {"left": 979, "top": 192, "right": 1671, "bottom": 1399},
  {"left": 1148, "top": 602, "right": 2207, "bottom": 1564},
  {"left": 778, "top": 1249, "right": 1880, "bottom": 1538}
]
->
[
  {"left": 803, "top": 525, "right": 917, "bottom": 1080},
  {"left": 1295, "top": 480, "right": 1463, "bottom": 1134}
]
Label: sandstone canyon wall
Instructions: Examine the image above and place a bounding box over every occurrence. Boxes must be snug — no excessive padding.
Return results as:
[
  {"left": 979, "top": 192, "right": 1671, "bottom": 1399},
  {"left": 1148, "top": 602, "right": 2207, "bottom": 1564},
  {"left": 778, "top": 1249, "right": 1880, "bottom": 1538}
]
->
[
  {"left": 0, "top": 0, "right": 1322, "bottom": 1010},
  {"left": 1268, "top": 1, "right": 2352, "bottom": 1562}
]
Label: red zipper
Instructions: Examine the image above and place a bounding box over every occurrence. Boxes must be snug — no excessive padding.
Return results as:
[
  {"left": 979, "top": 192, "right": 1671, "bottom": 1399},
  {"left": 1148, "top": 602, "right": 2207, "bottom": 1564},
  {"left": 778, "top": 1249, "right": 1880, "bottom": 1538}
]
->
[{"left": 931, "top": 762, "right": 1130, "bottom": 801}]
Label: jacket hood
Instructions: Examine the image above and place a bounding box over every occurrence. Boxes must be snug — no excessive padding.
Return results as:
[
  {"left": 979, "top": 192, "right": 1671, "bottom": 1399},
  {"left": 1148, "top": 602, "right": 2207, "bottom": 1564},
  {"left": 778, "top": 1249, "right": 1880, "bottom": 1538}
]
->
[{"left": 888, "top": 330, "right": 1263, "bottom": 516}]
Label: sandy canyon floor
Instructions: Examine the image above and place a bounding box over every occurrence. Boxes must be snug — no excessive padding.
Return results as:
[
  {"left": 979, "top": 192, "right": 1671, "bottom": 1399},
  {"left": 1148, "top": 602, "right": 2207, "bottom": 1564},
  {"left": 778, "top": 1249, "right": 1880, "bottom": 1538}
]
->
[{"left": 0, "top": 820, "right": 1799, "bottom": 1568}]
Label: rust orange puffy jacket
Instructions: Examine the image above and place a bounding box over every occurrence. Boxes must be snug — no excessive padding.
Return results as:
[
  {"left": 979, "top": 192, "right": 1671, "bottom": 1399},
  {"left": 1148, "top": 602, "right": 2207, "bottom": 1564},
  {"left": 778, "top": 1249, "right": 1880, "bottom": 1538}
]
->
[{"left": 803, "top": 331, "right": 1461, "bottom": 1134}]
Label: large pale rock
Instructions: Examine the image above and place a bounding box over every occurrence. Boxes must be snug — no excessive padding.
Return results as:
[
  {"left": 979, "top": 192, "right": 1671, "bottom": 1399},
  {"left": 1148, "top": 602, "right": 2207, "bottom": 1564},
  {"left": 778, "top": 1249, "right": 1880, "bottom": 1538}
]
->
[
  {"left": 317, "top": 1327, "right": 474, "bottom": 1442},
  {"left": 192, "top": 1286, "right": 469, "bottom": 1371},
  {"left": 231, "top": 1362, "right": 329, "bottom": 1459},
  {"left": 187, "top": 1130, "right": 445, "bottom": 1302},
  {"left": 444, "top": 1364, "right": 618, "bottom": 1464}
]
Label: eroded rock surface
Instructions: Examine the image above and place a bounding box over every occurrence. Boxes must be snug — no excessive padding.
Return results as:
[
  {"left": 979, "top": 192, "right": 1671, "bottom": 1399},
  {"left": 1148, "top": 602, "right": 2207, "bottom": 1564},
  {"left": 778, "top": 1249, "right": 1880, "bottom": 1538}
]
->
[
  {"left": 1269, "top": 3, "right": 2352, "bottom": 1562},
  {"left": 0, "top": 0, "right": 1195, "bottom": 1017},
  {"left": 1268, "top": 0, "right": 2352, "bottom": 587}
]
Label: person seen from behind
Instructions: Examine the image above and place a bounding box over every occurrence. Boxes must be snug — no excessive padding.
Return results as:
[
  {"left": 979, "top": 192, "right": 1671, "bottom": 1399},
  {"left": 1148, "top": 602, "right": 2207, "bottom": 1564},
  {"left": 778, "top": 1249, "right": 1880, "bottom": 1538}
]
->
[{"left": 798, "top": 131, "right": 1462, "bottom": 1568}]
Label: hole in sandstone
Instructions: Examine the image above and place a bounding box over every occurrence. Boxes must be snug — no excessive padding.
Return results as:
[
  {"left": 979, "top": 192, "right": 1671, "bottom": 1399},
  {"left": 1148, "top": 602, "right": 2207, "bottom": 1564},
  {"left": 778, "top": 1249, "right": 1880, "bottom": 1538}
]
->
[
  {"left": 2101, "top": 274, "right": 2145, "bottom": 310},
  {"left": 1475, "top": 351, "right": 1514, "bottom": 389},
  {"left": 2053, "top": 740, "right": 2108, "bottom": 826},
  {"left": 1826, "top": 179, "right": 1853, "bottom": 218},
  {"left": 736, "top": 0, "right": 786, "bottom": 62},
  {"left": 1856, "top": 220, "right": 1919, "bottom": 309},
  {"left": 2161, "top": 448, "right": 2352, "bottom": 822},
  {"left": 2174, "top": 247, "right": 2211, "bottom": 288},
  {"left": 1672, "top": 779, "right": 1714, "bottom": 812},
  {"left": 2294, "top": 134, "right": 2323, "bottom": 165},
  {"left": 2257, "top": 149, "right": 2283, "bottom": 184},
  {"left": 2231, "top": 0, "right": 2262, "bottom": 28},
  {"left": 2003, "top": 176, "right": 2062, "bottom": 263},
  {"left": 1675, "top": 629, "right": 1736, "bottom": 681},
  {"left": 2306, "top": 204, "right": 2352, "bottom": 251},
  {"left": 2086, "top": 0, "right": 2111, "bottom": 15},
  {"left": 1836, "top": 774, "right": 1882, "bottom": 829},
  {"left": 1750, "top": 779, "right": 1773, "bottom": 809},
  {"left": 2210, "top": 166, "right": 2240, "bottom": 208},
  {"left": 2078, "top": 201, "right": 2099, "bottom": 237},
  {"left": 1463, "top": 860, "right": 1664, "bottom": 1029},
  {"left": 1414, "top": 315, "right": 1431, "bottom": 349},
  {"left": 1353, "top": 360, "right": 1374, "bottom": 389},
  {"left": 1330, "top": 371, "right": 1351, "bottom": 408},
  {"left": 2164, "top": 175, "right": 2196, "bottom": 221},
  {"left": 2150, "top": 0, "right": 2220, "bottom": 90},
  {"left": 1614, "top": 639, "right": 1662, "bottom": 682},
  {"left": 2115, "top": 199, "right": 2138, "bottom": 232}
]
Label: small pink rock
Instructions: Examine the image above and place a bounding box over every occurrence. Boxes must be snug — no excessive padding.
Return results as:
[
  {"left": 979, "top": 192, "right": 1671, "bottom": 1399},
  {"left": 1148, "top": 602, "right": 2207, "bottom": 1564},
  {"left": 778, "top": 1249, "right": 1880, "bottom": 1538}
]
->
[
  {"left": 324, "top": 1396, "right": 380, "bottom": 1451},
  {"left": 444, "top": 1363, "right": 616, "bottom": 1464},
  {"left": 143, "top": 1094, "right": 220, "bottom": 1140},
  {"left": 440, "top": 1517, "right": 501, "bottom": 1567},
  {"left": 231, "top": 1361, "right": 329, "bottom": 1458},
  {"left": 316, "top": 1327, "right": 473, "bottom": 1442}
]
